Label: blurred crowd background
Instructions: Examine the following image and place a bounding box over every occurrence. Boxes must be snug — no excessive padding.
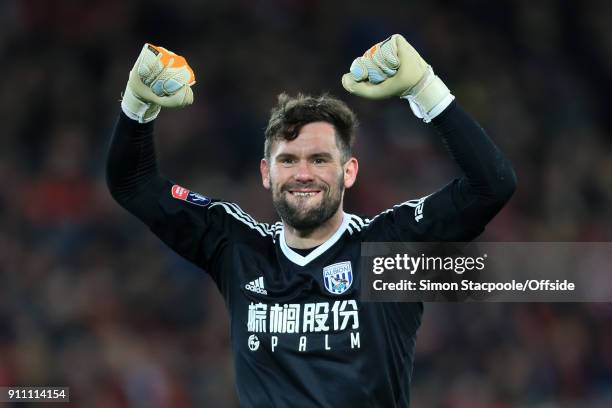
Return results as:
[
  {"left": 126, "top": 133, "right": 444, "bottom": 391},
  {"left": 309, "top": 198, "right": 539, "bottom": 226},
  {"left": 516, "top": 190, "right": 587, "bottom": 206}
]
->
[{"left": 1, "top": 0, "right": 612, "bottom": 406}]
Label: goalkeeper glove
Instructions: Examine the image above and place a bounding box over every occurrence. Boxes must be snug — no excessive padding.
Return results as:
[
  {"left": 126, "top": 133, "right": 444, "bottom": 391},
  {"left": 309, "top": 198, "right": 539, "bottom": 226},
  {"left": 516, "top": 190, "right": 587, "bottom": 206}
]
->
[
  {"left": 341, "top": 34, "right": 454, "bottom": 122},
  {"left": 121, "top": 43, "right": 196, "bottom": 123}
]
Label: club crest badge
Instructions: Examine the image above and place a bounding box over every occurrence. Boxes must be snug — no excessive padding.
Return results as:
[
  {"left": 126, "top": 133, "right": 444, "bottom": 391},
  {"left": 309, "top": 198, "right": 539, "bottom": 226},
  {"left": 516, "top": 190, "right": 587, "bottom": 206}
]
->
[{"left": 323, "top": 261, "right": 353, "bottom": 295}]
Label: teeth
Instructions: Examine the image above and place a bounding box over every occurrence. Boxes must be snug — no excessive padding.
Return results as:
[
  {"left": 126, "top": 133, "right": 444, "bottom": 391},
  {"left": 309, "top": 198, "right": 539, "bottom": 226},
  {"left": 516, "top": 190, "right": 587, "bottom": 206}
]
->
[{"left": 292, "top": 192, "right": 316, "bottom": 197}]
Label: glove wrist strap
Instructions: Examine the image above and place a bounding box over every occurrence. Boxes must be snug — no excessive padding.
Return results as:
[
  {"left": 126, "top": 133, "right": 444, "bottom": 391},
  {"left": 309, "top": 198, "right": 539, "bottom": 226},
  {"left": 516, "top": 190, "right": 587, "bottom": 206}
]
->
[
  {"left": 121, "top": 85, "right": 161, "bottom": 123},
  {"left": 401, "top": 66, "right": 455, "bottom": 123}
]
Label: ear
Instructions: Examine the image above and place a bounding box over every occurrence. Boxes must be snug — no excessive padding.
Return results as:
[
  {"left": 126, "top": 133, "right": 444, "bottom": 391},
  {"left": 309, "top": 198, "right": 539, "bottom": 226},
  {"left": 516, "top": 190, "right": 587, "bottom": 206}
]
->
[
  {"left": 343, "top": 157, "right": 358, "bottom": 188},
  {"left": 260, "top": 158, "right": 271, "bottom": 189}
]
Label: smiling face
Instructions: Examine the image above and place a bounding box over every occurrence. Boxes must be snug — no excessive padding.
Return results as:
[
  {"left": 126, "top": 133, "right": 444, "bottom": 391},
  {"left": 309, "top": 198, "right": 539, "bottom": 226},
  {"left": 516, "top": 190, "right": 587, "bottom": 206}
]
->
[{"left": 261, "top": 121, "right": 358, "bottom": 231}]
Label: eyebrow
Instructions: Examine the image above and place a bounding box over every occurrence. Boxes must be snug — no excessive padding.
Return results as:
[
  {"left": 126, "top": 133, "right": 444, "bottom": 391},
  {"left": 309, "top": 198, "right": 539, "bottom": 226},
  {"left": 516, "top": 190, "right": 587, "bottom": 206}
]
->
[
  {"left": 311, "top": 152, "right": 334, "bottom": 159},
  {"left": 275, "top": 152, "right": 334, "bottom": 161}
]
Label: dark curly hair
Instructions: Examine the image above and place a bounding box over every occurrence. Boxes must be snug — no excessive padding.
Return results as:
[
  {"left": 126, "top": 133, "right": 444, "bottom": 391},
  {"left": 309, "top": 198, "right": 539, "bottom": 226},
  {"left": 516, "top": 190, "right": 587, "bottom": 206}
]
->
[{"left": 264, "top": 93, "right": 358, "bottom": 163}]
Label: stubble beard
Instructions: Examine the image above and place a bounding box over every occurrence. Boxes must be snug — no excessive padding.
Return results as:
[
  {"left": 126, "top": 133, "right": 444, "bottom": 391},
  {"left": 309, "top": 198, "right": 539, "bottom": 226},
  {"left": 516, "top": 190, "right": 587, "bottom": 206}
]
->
[{"left": 272, "top": 176, "right": 344, "bottom": 231}]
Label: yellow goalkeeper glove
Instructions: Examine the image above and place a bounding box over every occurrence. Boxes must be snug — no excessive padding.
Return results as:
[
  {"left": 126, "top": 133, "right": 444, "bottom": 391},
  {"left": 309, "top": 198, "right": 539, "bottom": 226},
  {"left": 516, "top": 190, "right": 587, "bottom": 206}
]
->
[
  {"left": 121, "top": 43, "right": 196, "bottom": 123},
  {"left": 341, "top": 34, "right": 454, "bottom": 122}
]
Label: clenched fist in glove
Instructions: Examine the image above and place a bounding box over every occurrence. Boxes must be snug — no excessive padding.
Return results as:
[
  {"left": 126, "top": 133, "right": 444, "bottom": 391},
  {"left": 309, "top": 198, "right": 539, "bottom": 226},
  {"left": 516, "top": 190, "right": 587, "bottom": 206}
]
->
[
  {"left": 341, "top": 34, "right": 454, "bottom": 122},
  {"left": 121, "top": 44, "right": 196, "bottom": 123}
]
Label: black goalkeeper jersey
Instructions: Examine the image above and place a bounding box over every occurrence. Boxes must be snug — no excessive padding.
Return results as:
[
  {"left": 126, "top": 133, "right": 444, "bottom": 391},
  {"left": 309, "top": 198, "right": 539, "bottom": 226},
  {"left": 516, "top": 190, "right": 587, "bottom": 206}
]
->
[{"left": 106, "top": 101, "right": 516, "bottom": 407}]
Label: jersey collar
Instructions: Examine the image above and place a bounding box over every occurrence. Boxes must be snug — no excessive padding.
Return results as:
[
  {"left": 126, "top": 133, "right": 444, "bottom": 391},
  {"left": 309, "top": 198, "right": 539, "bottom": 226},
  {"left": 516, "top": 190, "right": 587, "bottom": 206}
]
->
[{"left": 279, "top": 213, "right": 350, "bottom": 267}]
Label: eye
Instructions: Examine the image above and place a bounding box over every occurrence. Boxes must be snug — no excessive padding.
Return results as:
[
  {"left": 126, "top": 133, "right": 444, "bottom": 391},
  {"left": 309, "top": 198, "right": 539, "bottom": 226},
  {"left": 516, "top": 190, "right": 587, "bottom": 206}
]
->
[
  {"left": 313, "top": 157, "right": 328, "bottom": 165},
  {"left": 280, "top": 157, "right": 296, "bottom": 166}
]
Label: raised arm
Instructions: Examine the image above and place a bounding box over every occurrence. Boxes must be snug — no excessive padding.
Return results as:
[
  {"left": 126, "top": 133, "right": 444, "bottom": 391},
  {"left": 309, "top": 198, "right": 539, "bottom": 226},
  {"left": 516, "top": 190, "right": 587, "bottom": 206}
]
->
[
  {"left": 431, "top": 100, "right": 516, "bottom": 227},
  {"left": 106, "top": 113, "right": 162, "bottom": 220},
  {"left": 107, "top": 43, "right": 195, "bottom": 222},
  {"left": 106, "top": 44, "right": 231, "bottom": 282},
  {"left": 343, "top": 34, "right": 516, "bottom": 240}
]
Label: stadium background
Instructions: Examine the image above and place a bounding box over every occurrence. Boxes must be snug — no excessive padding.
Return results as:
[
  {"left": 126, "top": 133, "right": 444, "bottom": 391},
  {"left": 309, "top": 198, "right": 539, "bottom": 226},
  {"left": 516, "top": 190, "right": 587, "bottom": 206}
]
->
[{"left": 2, "top": 0, "right": 612, "bottom": 406}]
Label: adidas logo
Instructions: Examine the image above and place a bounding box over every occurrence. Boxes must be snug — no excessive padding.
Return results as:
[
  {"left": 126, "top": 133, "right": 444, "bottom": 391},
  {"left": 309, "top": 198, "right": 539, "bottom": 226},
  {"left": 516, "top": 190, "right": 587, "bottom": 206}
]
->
[{"left": 245, "top": 277, "right": 267, "bottom": 295}]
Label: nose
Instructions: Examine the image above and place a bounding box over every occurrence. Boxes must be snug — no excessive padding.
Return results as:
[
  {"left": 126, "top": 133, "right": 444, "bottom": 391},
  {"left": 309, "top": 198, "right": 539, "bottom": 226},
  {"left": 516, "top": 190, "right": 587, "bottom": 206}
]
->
[{"left": 294, "top": 160, "right": 314, "bottom": 183}]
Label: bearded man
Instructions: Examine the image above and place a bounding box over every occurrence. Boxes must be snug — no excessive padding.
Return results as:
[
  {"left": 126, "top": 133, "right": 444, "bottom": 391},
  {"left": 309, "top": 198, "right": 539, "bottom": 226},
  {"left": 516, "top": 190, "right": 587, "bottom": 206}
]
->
[{"left": 107, "top": 35, "right": 516, "bottom": 407}]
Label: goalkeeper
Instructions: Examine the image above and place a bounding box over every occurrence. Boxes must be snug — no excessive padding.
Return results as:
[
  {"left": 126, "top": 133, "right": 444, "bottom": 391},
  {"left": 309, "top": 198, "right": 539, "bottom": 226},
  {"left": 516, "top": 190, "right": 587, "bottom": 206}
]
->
[{"left": 107, "top": 36, "right": 516, "bottom": 407}]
